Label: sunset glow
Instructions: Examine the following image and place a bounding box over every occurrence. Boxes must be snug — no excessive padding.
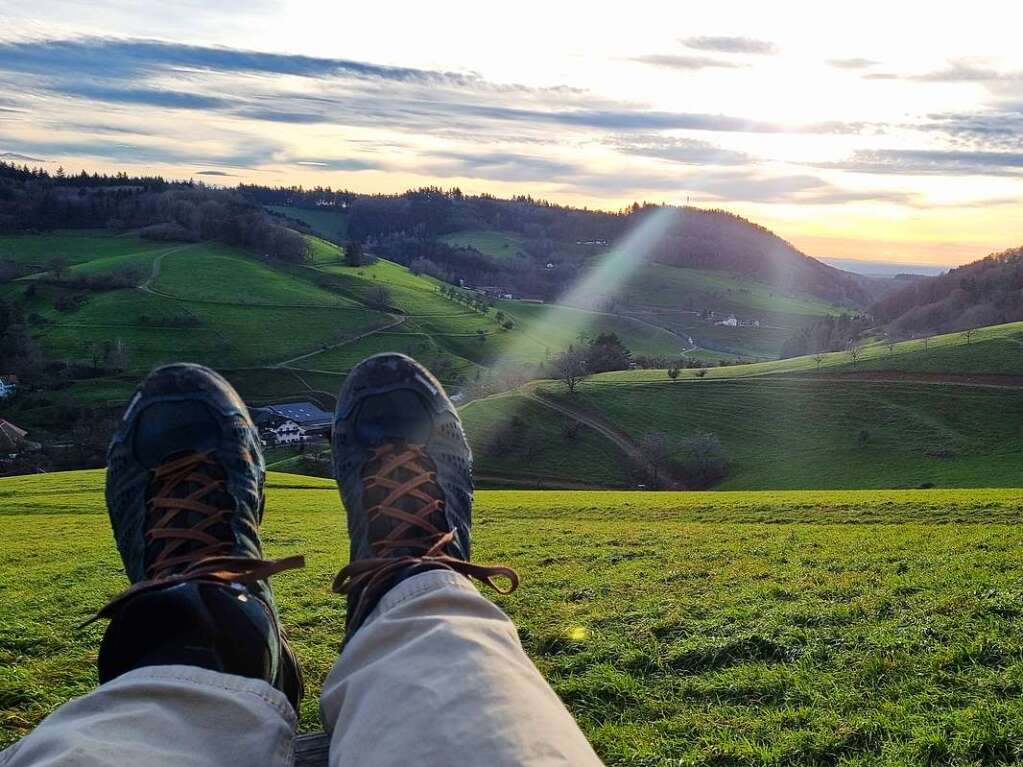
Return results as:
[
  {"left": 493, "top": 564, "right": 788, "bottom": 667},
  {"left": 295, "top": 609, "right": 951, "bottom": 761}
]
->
[{"left": 1, "top": 0, "right": 1021, "bottom": 267}]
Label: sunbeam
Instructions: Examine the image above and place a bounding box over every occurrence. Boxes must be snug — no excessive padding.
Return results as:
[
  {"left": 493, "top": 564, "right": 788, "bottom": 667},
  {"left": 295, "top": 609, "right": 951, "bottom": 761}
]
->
[{"left": 489, "top": 206, "right": 678, "bottom": 371}]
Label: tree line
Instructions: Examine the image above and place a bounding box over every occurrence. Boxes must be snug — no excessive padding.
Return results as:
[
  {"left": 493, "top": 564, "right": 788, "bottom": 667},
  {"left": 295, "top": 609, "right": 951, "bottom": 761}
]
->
[
  {"left": 0, "top": 162, "right": 306, "bottom": 262},
  {"left": 871, "top": 246, "right": 1023, "bottom": 338}
]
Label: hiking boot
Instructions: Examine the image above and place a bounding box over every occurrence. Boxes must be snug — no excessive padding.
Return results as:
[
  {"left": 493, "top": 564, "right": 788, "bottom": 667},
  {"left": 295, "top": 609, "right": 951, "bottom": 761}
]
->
[
  {"left": 96, "top": 363, "right": 304, "bottom": 710},
  {"left": 331, "top": 353, "right": 518, "bottom": 633}
]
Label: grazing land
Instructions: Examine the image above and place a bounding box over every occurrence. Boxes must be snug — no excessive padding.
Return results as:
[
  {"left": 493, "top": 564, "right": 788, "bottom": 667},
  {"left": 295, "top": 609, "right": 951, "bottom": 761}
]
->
[
  {"left": 4, "top": 230, "right": 701, "bottom": 410},
  {"left": 3, "top": 470, "right": 1023, "bottom": 766},
  {"left": 438, "top": 229, "right": 527, "bottom": 261},
  {"left": 458, "top": 322, "right": 1023, "bottom": 489},
  {"left": 267, "top": 205, "right": 349, "bottom": 243}
]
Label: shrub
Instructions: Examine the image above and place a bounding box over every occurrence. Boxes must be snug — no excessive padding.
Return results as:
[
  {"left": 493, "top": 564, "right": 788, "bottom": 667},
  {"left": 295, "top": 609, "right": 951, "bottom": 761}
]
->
[{"left": 675, "top": 433, "right": 730, "bottom": 489}]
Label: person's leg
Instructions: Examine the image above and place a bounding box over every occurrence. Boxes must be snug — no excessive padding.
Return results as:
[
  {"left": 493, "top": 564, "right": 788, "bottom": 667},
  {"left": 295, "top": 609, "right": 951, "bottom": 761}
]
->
[
  {"left": 0, "top": 667, "right": 295, "bottom": 767},
  {"left": 322, "top": 354, "right": 603, "bottom": 767},
  {"left": 1, "top": 364, "right": 303, "bottom": 767}
]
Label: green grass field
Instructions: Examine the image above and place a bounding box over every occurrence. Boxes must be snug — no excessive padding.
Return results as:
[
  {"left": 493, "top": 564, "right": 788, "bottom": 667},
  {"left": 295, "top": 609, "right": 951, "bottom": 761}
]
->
[
  {"left": 619, "top": 263, "right": 848, "bottom": 317},
  {"left": 594, "top": 321, "right": 1023, "bottom": 383},
  {"left": 4, "top": 470, "right": 1023, "bottom": 765},
  {"left": 461, "top": 393, "right": 632, "bottom": 486},
  {"left": 438, "top": 229, "right": 527, "bottom": 262},
  {"left": 0, "top": 231, "right": 172, "bottom": 272},
  {"left": 267, "top": 206, "right": 349, "bottom": 242},
  {"left": 529, "top": 378, "right": 1023, "bottom": 489},
  {"left": 451, "top": 322, "right": 1023, "bottom": 491}
]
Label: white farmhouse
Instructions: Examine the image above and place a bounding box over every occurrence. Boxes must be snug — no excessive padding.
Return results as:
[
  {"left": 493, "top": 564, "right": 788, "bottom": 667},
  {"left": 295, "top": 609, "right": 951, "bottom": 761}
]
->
[{"left": 266, "top": 419, "right": 306, "bottom": 446}]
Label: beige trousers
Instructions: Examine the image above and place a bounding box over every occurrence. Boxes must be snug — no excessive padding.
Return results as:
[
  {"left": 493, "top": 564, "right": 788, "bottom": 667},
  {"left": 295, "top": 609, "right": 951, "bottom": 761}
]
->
[{"left": 0, "top": 571, "right": 603, "bottom": 766}]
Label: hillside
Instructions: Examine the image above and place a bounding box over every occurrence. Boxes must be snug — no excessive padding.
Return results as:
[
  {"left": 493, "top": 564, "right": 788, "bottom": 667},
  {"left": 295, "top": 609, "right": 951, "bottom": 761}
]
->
[
  {"left": 5, "top": 469, "right": 1023, "bottom": 764},
  {"left": 261, "top": 196, "right": 864, "bottom": 359},
  {"left": 641, "top": 207, "right": 874, "bottom": 307},
  {"left": 250, "top": 188, "right": 875, "bottom": 304},
  {"left": 872, "top": 245, "right": 1023, "bottom": 338},
  {"left": 462, "top": 321, "right": 1023, "bottom": 489},
  {"left": 0, "top": 228, "right": 707, "bottom": 471}
]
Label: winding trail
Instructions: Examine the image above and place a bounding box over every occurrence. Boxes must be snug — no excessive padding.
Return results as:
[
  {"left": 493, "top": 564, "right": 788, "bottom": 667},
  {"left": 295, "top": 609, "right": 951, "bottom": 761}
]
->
[
  {"left": 274, "top": 314, "right": 407, "bottom": 369},
  {"left": 138, "top": 245, "right": 191, "bottom": 292},
  {"left": 520, "top": 388, "right": 649, "bottom": 470}
]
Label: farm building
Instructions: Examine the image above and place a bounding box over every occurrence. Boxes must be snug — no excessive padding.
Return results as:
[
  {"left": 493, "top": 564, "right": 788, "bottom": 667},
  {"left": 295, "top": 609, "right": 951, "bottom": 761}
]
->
[
  {"left": 0, "top": 375, "right": 18, "bottom": 398},
  {"left": 0, "top": 419, "right": 32, "bottom": 454},
  {"left": 264, "top": 419, "right": 307, "bottom": 446}
]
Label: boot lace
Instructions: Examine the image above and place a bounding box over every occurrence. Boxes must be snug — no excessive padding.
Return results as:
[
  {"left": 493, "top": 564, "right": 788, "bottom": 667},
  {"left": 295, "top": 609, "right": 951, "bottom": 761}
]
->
[
  {"left": 88, "top": 451, "right": 303, "bottom": 624},
  {"left": 333, "top": 443, "right": 518, "bottom": 630}
]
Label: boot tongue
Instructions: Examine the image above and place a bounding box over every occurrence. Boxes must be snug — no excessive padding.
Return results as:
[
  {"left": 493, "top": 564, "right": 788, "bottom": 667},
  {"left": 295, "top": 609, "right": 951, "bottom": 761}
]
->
[
  {"left": 133, "top": 400, "right": 221, "bottom": 468},
  {"left": 353, "top": 390, "right": 433, "bottom": 445}
]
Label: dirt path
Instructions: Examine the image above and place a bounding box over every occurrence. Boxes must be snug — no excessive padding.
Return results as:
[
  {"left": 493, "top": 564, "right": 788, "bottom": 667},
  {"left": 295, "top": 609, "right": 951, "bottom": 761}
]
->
[
  {"left": 274, "top": 314, "right": 407, "bottom": 368},
  {"left": 522, "top": 389, "right": 649, "bottom": 470},
  {"left": 138, "top": 245, "right": 191, "bottom": 291}
]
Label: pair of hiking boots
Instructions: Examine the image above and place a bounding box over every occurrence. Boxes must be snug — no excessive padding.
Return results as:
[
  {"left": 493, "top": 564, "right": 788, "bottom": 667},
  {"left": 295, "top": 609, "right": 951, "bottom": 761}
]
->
[{"left": 95, "top": 354, "right": 516, "bottom": 711}]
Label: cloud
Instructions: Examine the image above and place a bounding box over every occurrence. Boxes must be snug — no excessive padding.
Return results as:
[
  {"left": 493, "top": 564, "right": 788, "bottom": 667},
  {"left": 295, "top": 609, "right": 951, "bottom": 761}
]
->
[
  {"left": 195, "top": 170, "right": 233, "bottom": 176},
  {"left": 828, "top": 58, "right": 879, "bottom": 69},
  {"left": 0, "top": 37, "right": 475, "bottom": 85},
  {"left": 918, "top": 108, "right": 1023, "bottom": 151},
  {"left": 0, "top": 35, "right": 872, "bottom": 143},
  {"left": 610, "top": 135, "right": 753, "bottom": 165},
  {"left": 630, "top": 54, "right": 742, "bottom": 71},
  {"left": 62, "top": 82, "right": 229, "bottom": 110},
  {"left": 911, "top": 59, "right": 1021, "bottom": 83},
  {"left": 0, "top": 137, "right": 279, "bottom": 169},
  {"left": 823, "top": 148, "right": 1023, "bottom": 176},
  {"left": 421, "top": 151, "right": 580, "bottom": 182},
  {"left": 0, "top": 151, "right": 47, "bottom": 163},
  {"left": 236, "top": 108, "right": 326, "bottom": 124},
  {"left": 680, "top": 170, "right": 914, "bottom": 205},
  {"left": 548, "top": 166, "right": 912, "bottom": 205},
  {"left": 292, "top": 159, "right": 377, "bottom": 171},
  {"left": 681, "top": 36, "right": 778, "bottom": 55}
]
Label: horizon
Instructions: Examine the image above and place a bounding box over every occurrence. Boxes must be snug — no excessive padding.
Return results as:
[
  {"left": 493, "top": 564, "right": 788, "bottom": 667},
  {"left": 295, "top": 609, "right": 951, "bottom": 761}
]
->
[{"left": 2, "top": 1, "right": 1022, "bottom": 267}]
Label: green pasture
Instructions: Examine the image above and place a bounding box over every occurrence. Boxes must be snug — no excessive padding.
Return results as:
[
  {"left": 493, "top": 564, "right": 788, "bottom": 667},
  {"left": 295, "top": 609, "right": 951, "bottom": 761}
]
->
[
  {"left": 3, "top": 471, "right": 1023, "bottom": 766},
  {"left": 594, "top": 321, "right": 1023, "bottom": 383},
  {"left": 266, "top": 206, "right": 349, "bottom": 243},
  {"left": 527, "top": 377, "right": 1023, "bottom": 489},
  {"left": 438, "top": 229, "right": 527, "bottom": 261}
]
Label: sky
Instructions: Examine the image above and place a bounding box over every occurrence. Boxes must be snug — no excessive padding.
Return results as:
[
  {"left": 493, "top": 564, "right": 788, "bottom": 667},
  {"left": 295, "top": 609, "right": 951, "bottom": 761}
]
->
[{"left": 0, "top": 1, "right": 1021, "bottom": 268}]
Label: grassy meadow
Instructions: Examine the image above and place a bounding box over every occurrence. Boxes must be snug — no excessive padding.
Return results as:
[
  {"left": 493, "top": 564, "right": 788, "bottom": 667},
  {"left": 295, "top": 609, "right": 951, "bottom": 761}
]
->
[
  {"left": 457, "top": 323, "right": 1023, "bottom": 490},
  {"left": 527, "top": 378, "right": 1023, "bottom": 490},
  {"left": 3, "top": 471, "right": 1023, "bottom": 766},
  {"left": 3, "top": 230, "right": 707, "bottom": 404}
]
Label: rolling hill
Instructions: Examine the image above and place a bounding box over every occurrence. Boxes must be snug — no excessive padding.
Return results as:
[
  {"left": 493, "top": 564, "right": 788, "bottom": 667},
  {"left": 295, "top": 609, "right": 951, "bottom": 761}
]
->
[
  {"left": 0, "top": 229, "right": 700, "bottom": 453},
  {"left": 461, "top": 321, "right": 1023, "bottom": 489},
  {"left": 872, "top": 244, "right": 1023, "bottom": 338},
  {"left": 262, "top": 197, "right": 867, "bottom": 360}
]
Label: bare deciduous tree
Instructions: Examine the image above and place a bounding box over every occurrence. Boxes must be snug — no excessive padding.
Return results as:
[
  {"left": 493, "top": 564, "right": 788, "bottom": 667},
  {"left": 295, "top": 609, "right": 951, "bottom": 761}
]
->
[
  {"left": 640, "top": 432, "right": 676, "bottom": 487},
  {"left": 551, "top": 347, "right": 590, "bottom": 393},
  {"left": 847, "top": 343, "right": 862, "bottom": 367}
]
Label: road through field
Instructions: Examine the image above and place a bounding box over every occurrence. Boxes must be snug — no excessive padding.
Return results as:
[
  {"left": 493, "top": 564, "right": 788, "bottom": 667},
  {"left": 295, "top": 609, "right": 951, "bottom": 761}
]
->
[
  {"left": 522, "top": 389, "right": 648, "bottom": 471},
  {"left": 274, "top": 313, "right": 407, "bottom": 368}
]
